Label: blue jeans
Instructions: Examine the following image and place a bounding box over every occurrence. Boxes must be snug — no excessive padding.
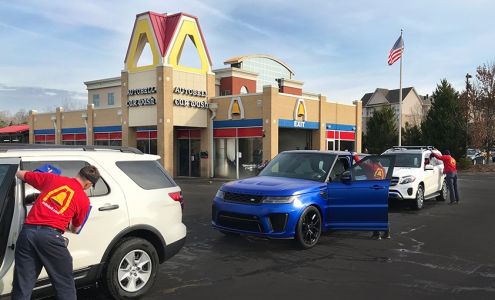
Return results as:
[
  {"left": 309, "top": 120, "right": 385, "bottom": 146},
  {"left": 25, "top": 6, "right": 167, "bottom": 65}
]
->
[
  {"left": 12, "top": 225, "right": 76, "bottom": 300},
  {"left": 446, "top": 172, "right": 460, "bottom": 203}
]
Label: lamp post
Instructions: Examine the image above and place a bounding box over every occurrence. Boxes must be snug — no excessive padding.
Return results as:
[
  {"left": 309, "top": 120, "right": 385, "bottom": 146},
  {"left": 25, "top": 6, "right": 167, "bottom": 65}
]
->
[{"left": 465, "top": 73, "right": 472, "bottom": 151}]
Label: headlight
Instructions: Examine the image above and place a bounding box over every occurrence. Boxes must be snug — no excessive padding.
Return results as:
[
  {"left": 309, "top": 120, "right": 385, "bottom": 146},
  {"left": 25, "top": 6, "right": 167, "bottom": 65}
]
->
[
  {"left": 262, "top": 196, "right": 296, "bottom": 204},
  {"left": 215, "top": 190, "right": 225, "bottom": 199},
  {"left": 400, "top": 175, "right": 416, "bottom": 184}
]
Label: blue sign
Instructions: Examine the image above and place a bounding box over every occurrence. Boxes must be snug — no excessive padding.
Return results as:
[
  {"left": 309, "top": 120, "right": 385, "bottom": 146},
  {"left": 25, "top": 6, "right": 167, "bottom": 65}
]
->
[
  {"left": 326, "top": 123, "right": 356, "bottom": 131},
  {"left": 278, "top": 119, "right": 319, "bottom": 130}
]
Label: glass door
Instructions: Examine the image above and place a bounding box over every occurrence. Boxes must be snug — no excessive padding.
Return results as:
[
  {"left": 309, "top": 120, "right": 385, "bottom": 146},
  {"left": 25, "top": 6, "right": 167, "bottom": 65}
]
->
[
  {"left": 190, "top": 139, "right": 201, "bottom": 177},
  {"left": 177, "top": 137, "right": 201, "bottom": 177}
]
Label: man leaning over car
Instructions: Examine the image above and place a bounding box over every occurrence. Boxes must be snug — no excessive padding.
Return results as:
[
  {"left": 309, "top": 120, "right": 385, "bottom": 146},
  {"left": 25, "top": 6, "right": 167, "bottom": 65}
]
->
[{"left": 12, "top": 165, "right": 100, "bottom": 300}]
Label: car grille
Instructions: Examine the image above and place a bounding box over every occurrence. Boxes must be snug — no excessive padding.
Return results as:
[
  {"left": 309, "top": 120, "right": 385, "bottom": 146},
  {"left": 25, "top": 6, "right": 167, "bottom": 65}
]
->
[
  {"left": 223, "top": 192, "right": 263, "bottom": 204},
  {"left": 217, "top": 212, "right": 262, "bottom": 232},
  {"left": 390, "top": 177, "right": 399, "bottom": 186},
  {"left": 269, "top": 213, "right": 288, "bottom": 233}
]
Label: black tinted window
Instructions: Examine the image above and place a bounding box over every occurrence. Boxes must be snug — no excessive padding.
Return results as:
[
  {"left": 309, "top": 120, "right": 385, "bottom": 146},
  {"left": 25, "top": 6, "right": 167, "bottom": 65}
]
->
[
  {"left": 116, "top": 160, "right": 176, "bottom": 190},
  {"left": 22, "top": 161, "right": 109, "bottom": 197}
]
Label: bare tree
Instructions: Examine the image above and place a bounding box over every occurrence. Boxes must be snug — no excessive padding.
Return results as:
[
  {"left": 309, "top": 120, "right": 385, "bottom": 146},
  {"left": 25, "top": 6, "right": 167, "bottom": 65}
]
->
[{"left": 468, "top": 63, "right": 495, "bottom": 156}]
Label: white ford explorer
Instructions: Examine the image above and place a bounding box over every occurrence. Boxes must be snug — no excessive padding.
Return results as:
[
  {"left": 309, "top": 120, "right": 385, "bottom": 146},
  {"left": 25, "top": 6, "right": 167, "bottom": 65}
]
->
[
  {"left": 0, "top": 144, "right": 186, "bottom": 299},
  {"left": 382, "top": 146, "right": 447, "bottom": 209}
]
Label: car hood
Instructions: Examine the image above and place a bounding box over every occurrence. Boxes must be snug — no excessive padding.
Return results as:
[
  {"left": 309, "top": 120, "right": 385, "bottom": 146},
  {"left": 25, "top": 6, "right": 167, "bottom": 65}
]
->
[
  {"left": 392, "top": 167, "right": 422, "bottom": 178},
  {"left": 220, "top": 176, "right": 324, "bottom": 196}
]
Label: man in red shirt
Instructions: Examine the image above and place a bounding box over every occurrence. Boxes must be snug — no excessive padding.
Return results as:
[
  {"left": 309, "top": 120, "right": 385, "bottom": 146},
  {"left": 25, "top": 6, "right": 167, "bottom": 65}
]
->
[
  {"left": 430, "top": 149, "right": 460, "bottom": 204},
  {"left": 12, "top": 165, "right": 100, "bottom": 300}
]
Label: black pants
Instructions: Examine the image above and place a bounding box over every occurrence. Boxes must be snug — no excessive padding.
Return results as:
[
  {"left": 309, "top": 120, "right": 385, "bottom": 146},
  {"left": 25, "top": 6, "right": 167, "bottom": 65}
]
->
[
  {"left": 446, "top": 172, "right": 460, "bottom": 203},
  {"left": 12, "top": 225, "right": 76, "bottom": 300}
]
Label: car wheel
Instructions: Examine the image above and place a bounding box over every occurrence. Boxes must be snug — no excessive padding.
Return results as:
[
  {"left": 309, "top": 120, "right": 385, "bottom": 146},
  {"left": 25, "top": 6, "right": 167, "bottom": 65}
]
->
[
  {"left": 295, "top": 206, "right": 322, "bottom": 249},
  {"left": 104, "top": 237, "right": 159, "bottom": 300},
  {"left": 410, "top": 185, "right": 424, "bottom": 210},
  {"left": 436, "top": 180, "right": 447, "bottom": 201}
]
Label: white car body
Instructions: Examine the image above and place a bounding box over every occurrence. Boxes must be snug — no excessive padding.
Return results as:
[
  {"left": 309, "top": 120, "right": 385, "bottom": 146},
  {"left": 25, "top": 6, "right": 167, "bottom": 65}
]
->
[
  {"left": 0, "top": 146, "right": 186, "bottom": 298},
  {"left": 382, "top": 147, "right": 447, "bottom": 209}
]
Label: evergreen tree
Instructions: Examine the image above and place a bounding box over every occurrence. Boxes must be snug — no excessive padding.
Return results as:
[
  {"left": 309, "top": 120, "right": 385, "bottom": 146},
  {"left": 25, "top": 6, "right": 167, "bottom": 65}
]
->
[
  {"left": 421, "top": 79, "right": 467, "bottom": 158},
  {"left": 364, "top": 105, "right": 398, "bottom": 154},
  {"left": 402, "top": 122, "right": 422, "bottom": 146}
]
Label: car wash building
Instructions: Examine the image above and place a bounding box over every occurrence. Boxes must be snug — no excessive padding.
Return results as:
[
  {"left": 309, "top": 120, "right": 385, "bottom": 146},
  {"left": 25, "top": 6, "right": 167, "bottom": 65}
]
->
[{"left": 28, "top": 11, "right": 362, "bottom": 179}]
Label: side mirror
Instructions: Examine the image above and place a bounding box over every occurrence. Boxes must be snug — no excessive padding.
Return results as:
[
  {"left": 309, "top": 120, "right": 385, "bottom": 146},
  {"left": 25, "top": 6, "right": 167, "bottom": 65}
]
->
[
  {"left": 425, "top": 164, "right": 434, "bottom": 171},
  {"left": 340, "top": 171, "right": 352, "bottom": 182}
]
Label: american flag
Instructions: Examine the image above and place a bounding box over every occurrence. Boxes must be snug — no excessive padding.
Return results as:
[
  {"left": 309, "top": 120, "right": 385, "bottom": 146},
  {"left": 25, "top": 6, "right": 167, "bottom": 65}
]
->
[{"left": 388, "top": 35, "right": 404, "bottom": 65}]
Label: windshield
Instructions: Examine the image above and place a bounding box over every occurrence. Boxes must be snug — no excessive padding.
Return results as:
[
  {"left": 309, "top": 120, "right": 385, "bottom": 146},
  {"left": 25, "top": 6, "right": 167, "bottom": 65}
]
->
[
  {"left": 259, "top": 152, "right": 337, "bottom": 182},
  {"left": 393, "top": 154, "right": 422, "bottom": 168},
  {"left": 467, "top": 149, "right": 476, "bottom": 155}
]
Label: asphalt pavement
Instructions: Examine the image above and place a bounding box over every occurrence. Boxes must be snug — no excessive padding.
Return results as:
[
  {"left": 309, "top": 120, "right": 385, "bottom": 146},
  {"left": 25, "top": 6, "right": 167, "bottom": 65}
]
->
[{"left": 77, "top": 173, "right": 495, "bottom": 300}]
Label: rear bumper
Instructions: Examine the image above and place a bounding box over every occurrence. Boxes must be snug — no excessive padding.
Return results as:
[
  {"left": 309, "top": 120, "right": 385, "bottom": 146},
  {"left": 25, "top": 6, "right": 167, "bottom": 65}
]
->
[{"left": 165, "top": 237, "right": 186, "bottom": 260}]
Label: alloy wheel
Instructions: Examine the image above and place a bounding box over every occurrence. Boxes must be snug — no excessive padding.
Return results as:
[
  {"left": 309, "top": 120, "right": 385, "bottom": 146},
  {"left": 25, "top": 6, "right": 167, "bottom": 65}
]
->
[
  {"left": 301, "top": 210, "right": 321, "bottom": 246},
  {"left": 117, "top": 250, "right": 152, "bottom": 292}
]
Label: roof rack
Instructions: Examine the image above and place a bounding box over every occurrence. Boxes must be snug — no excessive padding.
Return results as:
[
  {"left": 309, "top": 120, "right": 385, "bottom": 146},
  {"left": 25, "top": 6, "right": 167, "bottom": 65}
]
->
[
  {"left": 0, "top": 143, "right": 143, "bottom": 154},
  {"left": 391, "top": 146, "right": 436, "bottom": 150}
]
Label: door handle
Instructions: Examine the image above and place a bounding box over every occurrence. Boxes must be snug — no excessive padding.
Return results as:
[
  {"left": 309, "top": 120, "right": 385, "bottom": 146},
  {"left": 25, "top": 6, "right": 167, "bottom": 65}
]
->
[
  {"left": 98, "top": 204, "right": 119, "bottom": 211},
  {"left": 370, "top": 185, "right": 385, "bottom": 190}
]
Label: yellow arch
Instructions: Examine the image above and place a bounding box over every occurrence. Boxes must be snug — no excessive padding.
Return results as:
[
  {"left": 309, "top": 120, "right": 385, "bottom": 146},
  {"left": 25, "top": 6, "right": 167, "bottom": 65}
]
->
[
  {"left": 126, "top": 18, "right": 160, "bottom": 73},
  {"left": 168, "top": 19, "right": 210, "bottom": 74},
  {"left": 231, "top": 100, "right": 241, "bottom": 116}
]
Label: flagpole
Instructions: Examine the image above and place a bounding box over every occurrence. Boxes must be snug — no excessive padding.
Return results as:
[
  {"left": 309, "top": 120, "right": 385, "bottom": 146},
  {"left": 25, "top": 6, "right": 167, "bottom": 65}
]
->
[{"left": 398, "top": 29, "right": 403, "bottom": 146}]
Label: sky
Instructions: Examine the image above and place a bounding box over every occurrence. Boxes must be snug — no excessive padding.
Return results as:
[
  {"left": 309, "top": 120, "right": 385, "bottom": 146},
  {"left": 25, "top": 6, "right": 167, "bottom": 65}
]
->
[{"left": 1, "top": 0, "right": 494, "bottom": 113}]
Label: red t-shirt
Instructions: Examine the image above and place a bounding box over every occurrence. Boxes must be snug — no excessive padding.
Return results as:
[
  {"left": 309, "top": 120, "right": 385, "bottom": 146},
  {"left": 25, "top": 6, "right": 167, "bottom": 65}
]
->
[
  {"left": 431, "top": 153, "right": 457, "bottom": 174},
  {"left": 24, "top": 172, "right": 90, "bottom": 232}
]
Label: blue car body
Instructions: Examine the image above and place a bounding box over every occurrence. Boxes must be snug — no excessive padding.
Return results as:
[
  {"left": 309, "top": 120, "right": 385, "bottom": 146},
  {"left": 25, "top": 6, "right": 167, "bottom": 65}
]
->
[{"left": 212, "top": 151, "right": 394, "bottom": 240}]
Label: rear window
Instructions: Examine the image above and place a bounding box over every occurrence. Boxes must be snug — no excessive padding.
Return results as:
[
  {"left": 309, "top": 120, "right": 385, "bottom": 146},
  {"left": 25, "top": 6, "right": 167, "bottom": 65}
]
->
[{"left": 116, "top": 160, "right": 176, "bottom": 190}]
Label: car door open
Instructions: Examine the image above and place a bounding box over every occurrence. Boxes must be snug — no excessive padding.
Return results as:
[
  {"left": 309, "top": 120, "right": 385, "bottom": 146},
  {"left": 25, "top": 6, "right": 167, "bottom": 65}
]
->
[
  {"left": 325, "top": 155, "right": 395, "bottom": 231},
  {"left": 0, "top": 158, "right": 21, "bottom": 289}
]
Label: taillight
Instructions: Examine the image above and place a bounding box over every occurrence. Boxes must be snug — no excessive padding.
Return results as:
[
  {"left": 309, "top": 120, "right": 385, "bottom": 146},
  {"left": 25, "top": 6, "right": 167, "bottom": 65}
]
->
[{"left": 169, "top": 191, "right": 184, "bottom": 210}]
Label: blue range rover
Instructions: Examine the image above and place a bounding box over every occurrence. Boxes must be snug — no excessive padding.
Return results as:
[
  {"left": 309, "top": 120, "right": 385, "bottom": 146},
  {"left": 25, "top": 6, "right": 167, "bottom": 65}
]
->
[{"left": 212, "top": 151, "right": 395, "bottom": 248}]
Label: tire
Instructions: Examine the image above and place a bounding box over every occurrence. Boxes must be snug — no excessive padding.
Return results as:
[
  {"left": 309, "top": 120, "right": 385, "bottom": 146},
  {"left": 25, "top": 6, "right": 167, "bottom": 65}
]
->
[
  {"left": 104, "top": 237, "right": 159, "bottom": 299},
  {"left": 410, "top": 184, "right": 424, "bottom": 210},
  {"left": 295, "top": 206, "right": 322, "bottom": 249},
  {"left": 436, "top": 180, "right": 447, "bottom": 201}
]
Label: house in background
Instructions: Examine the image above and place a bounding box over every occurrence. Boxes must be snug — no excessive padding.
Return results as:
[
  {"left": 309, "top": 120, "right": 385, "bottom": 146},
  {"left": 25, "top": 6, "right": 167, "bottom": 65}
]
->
[{"left": 361, "top": 87, "right": 431, "bottom": 134}]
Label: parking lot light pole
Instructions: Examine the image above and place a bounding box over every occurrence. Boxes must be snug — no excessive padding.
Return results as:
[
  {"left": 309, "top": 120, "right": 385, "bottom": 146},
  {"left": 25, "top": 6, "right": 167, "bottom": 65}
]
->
[{"left": 465, "top": 73, "right": 472, "bottom": 151}]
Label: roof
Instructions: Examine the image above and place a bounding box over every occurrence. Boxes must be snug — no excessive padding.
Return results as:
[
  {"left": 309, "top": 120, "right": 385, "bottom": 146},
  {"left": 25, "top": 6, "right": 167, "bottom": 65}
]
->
[
  {"left": 125, "top": 12, "right": 212, "bottom": 66},
  {"left": 0, "top": 125, "right": 29, "bottom": 134},
  {"left": 224, "top": 54, "right": 295, "bottom": 76},
  {"left": 362, "top": 87, "right": 416, "bottom": 107}
]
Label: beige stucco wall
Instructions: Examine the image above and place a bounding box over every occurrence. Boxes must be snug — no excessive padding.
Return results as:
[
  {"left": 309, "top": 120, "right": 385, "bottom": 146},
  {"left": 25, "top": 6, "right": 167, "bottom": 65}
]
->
[
  {"left": 172, "top": 70, "right": 209, "bottom": 127},
  {"left": 93, "top": 108, "right": 122, "bottom": 127},
  {"left": 210, "top": 94, "right": 263, "bottom": 121},
  {"left": 88, "top": 86, "right": 121, "bottom": 109},
  {"left": 60, "top": 110, "right": 86, "bottom": 129},
  {"left": 32, "top": 113, "right": 56, "bottom": 130},
  {"left": 128, "top": 69, "right": 158, "bottom": 127}
]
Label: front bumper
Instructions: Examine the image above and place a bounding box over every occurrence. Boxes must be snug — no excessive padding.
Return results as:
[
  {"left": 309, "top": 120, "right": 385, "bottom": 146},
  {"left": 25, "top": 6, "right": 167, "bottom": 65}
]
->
[
  {"left": 211, "top": 197, "right": 302, "bottom": 239},
  {"left": 389, "top": 183, "right": 417, "bottom": 201}
]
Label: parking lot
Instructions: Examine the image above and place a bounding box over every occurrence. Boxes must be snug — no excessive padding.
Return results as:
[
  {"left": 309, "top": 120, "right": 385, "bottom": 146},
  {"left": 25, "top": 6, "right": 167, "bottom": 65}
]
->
[{"left": 78, "top": 172, "right": 495, "bottom": 300}]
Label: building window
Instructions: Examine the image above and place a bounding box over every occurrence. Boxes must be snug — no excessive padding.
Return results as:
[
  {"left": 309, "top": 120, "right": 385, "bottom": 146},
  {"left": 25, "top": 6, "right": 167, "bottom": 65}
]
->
[
  {"left": 108, "top": 92, "right": 115, "bottom": 106},
  {"left": 93, "top": 94, "right": 100, "bottom": 107},
  {"left": 215, "top": 137, "right": 262, "bottom": 179},
  {"left": 240, "top": 86, "right": 248, "bottom": 94},
  {"left": 221, "top": 90, "right": 231, "bottom": 96},
  {"left": 136, "top": 128, "right": 157, "bottom": 155}
]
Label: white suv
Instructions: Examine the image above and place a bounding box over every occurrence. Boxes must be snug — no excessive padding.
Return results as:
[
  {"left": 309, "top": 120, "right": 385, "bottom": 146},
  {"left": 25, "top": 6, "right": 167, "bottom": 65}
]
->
[
  {"left": 0, "top": 144, "right": 186, "bottom": 299},
  {"left": 382, "top": 146, "right": 447, "bottom": 210}
]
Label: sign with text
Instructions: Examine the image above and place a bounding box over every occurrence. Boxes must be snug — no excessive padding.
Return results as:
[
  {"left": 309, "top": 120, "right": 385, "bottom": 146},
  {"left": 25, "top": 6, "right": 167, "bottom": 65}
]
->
[
  {"left": 173, "top": 87, "right": 207, "bottom": 98},
  {"left": 278, "top": 119, "right": 319, "bottom": 130},
  {"left": 173, "top": 99, "right": 209, "bottom": 109}
]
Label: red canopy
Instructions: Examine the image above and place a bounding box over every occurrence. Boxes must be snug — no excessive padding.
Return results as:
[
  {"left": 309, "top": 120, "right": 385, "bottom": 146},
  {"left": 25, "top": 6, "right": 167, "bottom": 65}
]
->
[{"left": 0, "top": 124, "right": 29, "bottom": 134}]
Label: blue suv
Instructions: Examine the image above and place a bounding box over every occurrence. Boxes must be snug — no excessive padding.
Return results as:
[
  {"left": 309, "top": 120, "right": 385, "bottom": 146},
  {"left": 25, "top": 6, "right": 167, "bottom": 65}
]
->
[{"left": 212, "top": 151, "right": 396, "bottom": 248}]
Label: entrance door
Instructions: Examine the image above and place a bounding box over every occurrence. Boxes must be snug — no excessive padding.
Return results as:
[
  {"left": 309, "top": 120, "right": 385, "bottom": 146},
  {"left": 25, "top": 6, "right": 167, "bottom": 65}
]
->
[
  {"left": 327, "top": 139, "right": 335, "bottom": 151},
  {"left": 177, "top": 136, "right": 201, "bottom": 177},
  {"left": 0, "top": 158, "right": 20, "bottom": 288},
  {"left": 190, "top": 139, "right": 201, "bottom": 177},
  {"left": 325, "top": 155, "right": 395, "bottom": 231}
]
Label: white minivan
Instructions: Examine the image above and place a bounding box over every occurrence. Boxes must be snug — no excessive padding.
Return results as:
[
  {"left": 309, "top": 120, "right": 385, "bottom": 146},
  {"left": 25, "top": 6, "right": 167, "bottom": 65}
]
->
[{"left": 0, "top": 144, "right": 186, "bottom": 299}]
